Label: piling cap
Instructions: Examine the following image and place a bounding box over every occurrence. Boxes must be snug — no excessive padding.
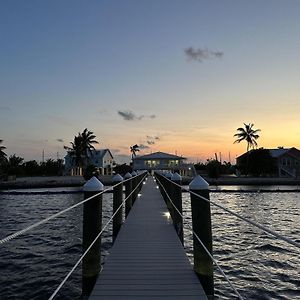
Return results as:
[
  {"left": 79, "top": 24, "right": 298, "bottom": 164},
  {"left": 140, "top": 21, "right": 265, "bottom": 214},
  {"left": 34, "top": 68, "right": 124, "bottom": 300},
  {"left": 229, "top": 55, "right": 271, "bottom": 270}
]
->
[
  {"left": 189, "top": 175, "right": 209, "bottom": 190},
  {"left": 83, "top": 176, "right": 104, "bottom": 192},
  {"left": 171, "top": 172, "right": 182, "bottom": 182},
  {"left": 124, "top": 172, "right": 132, "bottom": 179},
  {"left": 165, "top": 172, "right": 172, "bottom": 179},
  {"left": 131, "top": 171, "right": 137, "bottom": 176},
  {"left": 113, "top": 174, "right": 123, "bottom": 182}
]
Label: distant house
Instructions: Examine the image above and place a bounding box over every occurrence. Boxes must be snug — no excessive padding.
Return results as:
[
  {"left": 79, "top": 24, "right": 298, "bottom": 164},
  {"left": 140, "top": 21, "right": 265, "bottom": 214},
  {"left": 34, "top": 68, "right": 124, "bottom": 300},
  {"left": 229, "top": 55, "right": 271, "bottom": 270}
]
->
[
  {"left": 132, "top": 151, "right": 195, "bottom": 176},
  {"left": 236, "top": 147, "right": 300, "bottom": 177},
  {"left": 65, "top": 149, "right": 114, "bottom": 176}
]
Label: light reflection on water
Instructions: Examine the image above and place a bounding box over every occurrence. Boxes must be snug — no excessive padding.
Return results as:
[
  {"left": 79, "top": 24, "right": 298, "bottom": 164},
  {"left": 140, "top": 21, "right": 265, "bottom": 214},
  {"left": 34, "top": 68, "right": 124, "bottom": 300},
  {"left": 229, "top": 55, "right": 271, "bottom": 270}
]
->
[
  {"left": 183, "top": 191, "right": 300, "bottom": 299},
  {"left": 0, "top": 187, "right": 299, "bottom": 299}
]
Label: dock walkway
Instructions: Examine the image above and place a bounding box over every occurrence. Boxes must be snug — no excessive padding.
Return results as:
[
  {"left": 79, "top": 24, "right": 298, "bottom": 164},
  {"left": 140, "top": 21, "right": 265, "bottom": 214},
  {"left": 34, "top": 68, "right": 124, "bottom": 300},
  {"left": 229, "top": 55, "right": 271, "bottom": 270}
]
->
[{"left": 89, "top": 176, "right": 207, "bottom": 299}]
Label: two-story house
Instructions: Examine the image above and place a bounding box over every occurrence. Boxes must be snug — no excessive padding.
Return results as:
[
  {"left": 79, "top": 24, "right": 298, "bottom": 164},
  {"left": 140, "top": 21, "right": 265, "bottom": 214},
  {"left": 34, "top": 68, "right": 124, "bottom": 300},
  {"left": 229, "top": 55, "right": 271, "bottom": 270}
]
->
[
  {"left": 132, "top": 151, "right": 195, "bottom": 176},
  {"left": 65, "top": 149, "right": 114, "bottom": 176}
]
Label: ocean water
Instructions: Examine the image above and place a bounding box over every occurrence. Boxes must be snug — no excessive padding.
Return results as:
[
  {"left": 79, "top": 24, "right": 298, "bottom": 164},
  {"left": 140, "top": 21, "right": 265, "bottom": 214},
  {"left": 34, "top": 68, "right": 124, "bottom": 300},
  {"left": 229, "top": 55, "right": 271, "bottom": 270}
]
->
[{"left": 0, "top": 186, "right": 299, "bottom": 299}]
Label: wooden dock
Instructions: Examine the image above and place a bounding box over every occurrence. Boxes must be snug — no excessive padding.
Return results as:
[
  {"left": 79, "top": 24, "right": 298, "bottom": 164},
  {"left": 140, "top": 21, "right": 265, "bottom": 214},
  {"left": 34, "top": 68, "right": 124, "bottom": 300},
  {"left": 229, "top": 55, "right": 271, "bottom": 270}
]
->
[{"left": 89, "top": 176, "right": 207, "bottom": 299}]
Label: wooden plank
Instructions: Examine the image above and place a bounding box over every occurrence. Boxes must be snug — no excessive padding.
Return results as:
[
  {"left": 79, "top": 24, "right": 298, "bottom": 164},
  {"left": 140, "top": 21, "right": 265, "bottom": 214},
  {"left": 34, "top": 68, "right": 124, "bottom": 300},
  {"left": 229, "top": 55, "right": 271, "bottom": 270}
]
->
[{"left": 89, "top": 176, "right": 207, "bottom": 299}]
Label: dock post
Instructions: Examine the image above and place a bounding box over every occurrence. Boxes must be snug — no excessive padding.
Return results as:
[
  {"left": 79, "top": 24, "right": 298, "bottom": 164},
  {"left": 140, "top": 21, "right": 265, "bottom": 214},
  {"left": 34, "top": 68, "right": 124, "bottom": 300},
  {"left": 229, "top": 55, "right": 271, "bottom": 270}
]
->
[
  {"left": 124, "top": 172, "right": 132, "bottom": 218},
  {"left": 171, "top": 172, "right": 184, "bottom": 245},
  {"left": 189, "top": 175, "right": 214, "bottom": 299},
  {"left": 113, "top": 174, "right": 124, "bottom": 242},
  {"left": 82, "top": 176, "right": 104, "bottom": 297},
  {"left": 131, "top": 171, "right": 137, "bottom": 204}
]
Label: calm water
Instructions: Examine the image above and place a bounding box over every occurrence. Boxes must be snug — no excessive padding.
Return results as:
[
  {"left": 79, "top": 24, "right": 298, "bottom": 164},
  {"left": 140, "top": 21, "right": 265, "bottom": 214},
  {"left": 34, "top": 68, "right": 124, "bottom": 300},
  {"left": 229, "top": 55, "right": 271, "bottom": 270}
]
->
[{"left": 0, "top": 186, "right": 299, "bottom": 299}]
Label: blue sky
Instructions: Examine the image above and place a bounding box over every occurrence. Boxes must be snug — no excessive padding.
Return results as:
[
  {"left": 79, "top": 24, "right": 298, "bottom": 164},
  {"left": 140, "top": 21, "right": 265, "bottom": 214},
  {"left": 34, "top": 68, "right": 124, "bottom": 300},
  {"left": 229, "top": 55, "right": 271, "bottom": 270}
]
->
[{"left": 1, "top": 1, "right": 300, "bottom": 163}]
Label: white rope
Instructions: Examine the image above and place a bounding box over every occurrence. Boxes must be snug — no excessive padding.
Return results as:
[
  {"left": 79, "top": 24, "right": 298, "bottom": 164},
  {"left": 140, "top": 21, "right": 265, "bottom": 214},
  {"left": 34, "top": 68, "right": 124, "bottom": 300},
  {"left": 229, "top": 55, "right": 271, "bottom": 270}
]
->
[
  {"left": 160, "top": 174, "right": 300, "bottom": 249},
  {"left": 155, "top": 175, "right": 244, "bottom": 300},
  {"left": 48, "top": 174, "right": 146, "bottom": 300},
  {"left": 192, "top": 230, "right": 244, "bottom": 300},
  {"left": 0, "top": 175, "right": 141, "bottom": 245}
]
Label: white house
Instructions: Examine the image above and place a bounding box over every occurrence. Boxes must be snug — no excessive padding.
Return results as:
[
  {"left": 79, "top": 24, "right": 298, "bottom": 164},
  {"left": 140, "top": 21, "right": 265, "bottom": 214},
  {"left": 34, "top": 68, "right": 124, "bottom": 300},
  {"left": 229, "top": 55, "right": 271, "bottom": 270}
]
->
[
  {"left": 65, "top": 149, "right": 114, "bottom": 176},
  {"left": 132, "top": 151, "right": 196, "bottom": 176}
]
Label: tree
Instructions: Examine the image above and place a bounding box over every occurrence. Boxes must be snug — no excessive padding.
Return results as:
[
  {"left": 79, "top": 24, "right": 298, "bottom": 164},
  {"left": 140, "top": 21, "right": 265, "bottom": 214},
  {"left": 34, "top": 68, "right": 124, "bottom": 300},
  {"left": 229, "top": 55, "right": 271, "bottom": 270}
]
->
[
  {"left": 234, "top": 123, "right": 261, "bottom": 152},
  {"left": 3, "top": 154, "right": 24, "bottom": 176},
  {"left": 22, "top": 160, "right": 41, "bottom": 176},
  {"left": 64, "top": 128, "right": 99, "bottom": 175},
  {"left": 0, "top": 139, "right": 7, "bottom": 164},
  {"left": 64, "top": 135, "right": 84, "bottom": 169},
  {"left": 81, "top": 128, "right": 99, "bottom": 166},
  {"left": 206, "top": 159, "right": 221, "bottom": 179},
  {"left": 130, "top": 144, "right": 140, "bottom": 159},
  {"left": 114, "top": 163, "right": 132, "bottom": 176}
]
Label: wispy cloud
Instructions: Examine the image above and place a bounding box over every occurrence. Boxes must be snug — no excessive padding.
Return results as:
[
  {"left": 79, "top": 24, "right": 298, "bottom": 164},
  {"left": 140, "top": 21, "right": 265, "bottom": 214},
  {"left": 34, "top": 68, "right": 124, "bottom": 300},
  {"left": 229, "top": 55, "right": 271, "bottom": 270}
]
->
[
  {"left": 117, "top": 110, "right": 156, "bottom": 121},
  {"left": 184, "top": 47, "right": 223, "bottom": 62},
  {"left": 139, "top": 144, "right": 150, "bottom": 149},
  {"left": 56, "top": 138, "right": 64, "bottom": 143},
  {"left": 146, "top": 135, "right": 160, "bottom": 145},
  {"left": 0, "top": 106, "right": 11, "bottom": 112}
]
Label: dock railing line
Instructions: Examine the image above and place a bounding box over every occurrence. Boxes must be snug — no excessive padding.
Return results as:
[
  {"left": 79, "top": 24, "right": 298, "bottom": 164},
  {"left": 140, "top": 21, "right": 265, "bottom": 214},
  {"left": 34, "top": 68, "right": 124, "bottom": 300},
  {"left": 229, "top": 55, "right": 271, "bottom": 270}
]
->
[
  {"left": 48, "top": 173, "right": 147, "bottom": 300},
  {"left": 155, "top": 175, "right": 244, "bottom": 300},
  {"left": 0, "top": 175, "right": 138, "bottom": 245},
  {"left": 161, "top": 174, "right": 300, "bottom": 250}
]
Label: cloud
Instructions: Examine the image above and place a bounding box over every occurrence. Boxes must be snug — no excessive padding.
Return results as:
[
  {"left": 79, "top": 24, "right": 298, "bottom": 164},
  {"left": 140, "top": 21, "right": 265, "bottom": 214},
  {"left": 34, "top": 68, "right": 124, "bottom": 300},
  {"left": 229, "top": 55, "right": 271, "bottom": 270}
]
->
[
  {"left": 0, "top": 106, "right": 11, "bottom": 111},
  {"left": 56, "top": 139, "right": 64, "bottom": 143},
  {"left": 117, "top": 110, "right": 156, "bottom": 121},
  {"left": 146, "top": 135, "right": 160, "bottom": 145},
  {"left": 139, "top": 144, "right": 150, "bottom": 149},
  {"left": 146, "top": 135, "right": 160, "bottom": 140},
  {"left": 184, "top": 47, "right": 223, "bottom": 62}
]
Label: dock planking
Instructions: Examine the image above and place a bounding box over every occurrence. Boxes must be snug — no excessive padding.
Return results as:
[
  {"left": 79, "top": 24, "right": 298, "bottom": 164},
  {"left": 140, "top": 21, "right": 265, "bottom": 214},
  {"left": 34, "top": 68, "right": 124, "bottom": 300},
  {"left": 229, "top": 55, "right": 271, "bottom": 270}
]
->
[{"left": 89, "top": 176, "right": 207, "bottom": 300}]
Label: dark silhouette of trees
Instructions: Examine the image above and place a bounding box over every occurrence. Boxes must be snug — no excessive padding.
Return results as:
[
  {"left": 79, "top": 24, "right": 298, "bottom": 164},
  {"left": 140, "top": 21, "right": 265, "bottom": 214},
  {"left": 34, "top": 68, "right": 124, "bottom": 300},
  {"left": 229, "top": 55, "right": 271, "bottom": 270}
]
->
[
  {"left": 3, "top": 154, "right": 24, "bottom": 176},
  {"left": 0, "top": 140, "right": 7, "bottom": 164},
  {"left": 114, "top": 163, "right": 132, "bottom": 176}
]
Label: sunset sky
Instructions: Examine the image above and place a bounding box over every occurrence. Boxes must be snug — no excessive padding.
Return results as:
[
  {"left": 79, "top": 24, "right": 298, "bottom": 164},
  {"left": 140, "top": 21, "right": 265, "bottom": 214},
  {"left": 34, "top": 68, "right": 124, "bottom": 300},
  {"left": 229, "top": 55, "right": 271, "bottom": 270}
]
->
[{"left": 1, "top": 0, "right": 300, "bottom": 163}]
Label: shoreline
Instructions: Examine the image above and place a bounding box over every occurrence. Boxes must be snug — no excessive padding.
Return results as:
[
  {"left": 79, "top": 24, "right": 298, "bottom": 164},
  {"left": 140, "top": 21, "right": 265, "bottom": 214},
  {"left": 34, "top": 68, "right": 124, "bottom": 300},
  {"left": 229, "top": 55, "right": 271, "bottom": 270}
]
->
[{"left": 1, "top": 175, "right": 300, "bottom": 190}]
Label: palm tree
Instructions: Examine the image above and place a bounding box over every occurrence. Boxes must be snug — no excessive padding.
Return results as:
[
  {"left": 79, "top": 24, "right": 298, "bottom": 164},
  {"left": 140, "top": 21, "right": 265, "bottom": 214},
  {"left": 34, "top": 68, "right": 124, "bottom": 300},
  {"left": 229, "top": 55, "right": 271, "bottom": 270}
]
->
[
  {"left": 0, "top": 140, "right": 7, "bottom": 165},
  {"left": 64, "top": 129, "right": 99, "bottom": 173},
  {"left": 130, "top": 144, "right": 140, "bottom": 159},
  {"left": 64, "top": 134, "right": 85, "bottom": 169},
  {"left": 234, "top": 123, "right": 261, "bottom": 176},
  {"left": 234, "top": 123, "right": 261, "bottom": 152},
  {"left": 81, "top": 128, "right": 99, "bottom": 166}
]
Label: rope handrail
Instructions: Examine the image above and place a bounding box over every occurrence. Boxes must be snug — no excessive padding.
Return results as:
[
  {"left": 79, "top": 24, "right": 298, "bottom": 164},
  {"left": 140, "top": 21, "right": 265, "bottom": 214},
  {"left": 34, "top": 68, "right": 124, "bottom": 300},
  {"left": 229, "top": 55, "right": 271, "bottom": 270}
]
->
[
  {"left": 155, "top": 175, "right": 243, "bottom": 300},
  {"left": 48, "top": 174, "right": 147, "bottom": 300},
  {"left": 159, "top": 174, "right": 300, "bottom": 249},
  {"left": 0, "top": 174, "right": 142, "bottom": 245}
]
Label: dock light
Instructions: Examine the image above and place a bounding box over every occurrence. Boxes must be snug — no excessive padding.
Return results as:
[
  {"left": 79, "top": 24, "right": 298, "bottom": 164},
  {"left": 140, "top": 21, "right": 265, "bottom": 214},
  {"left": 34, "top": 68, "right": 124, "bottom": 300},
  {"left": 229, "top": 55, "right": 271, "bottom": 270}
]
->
[
  {"left": 138, "top": 193, "right": 142, "bottom": 197},
  {"left": 156, "top": 186, "right": 159, "bottom": 189},
  {"left": 163, "top": 212, "right": 171, "bottom": 219},
  {"left": 143, "top": 182, "right": 146, "bottom": 185}
]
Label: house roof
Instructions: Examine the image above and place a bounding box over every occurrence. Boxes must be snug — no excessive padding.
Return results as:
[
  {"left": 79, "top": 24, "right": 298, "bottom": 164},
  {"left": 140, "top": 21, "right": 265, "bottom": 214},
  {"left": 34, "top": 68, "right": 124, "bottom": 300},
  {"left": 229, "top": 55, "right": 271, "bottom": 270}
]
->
[
  {"left": 237, "top": 147, "right": 300, "bottom": 160},
  {"left": 93, "top": 149, "right": 114, "bottom": 159},
  {"left": 65, "top": 148, "right": 113, "bottom": 159},
  {"left": 269, "top": 148, "right": 290, "bottom": 158},
  {"left": 133, "top": 151, "right": 186, "bottom": 160}
]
